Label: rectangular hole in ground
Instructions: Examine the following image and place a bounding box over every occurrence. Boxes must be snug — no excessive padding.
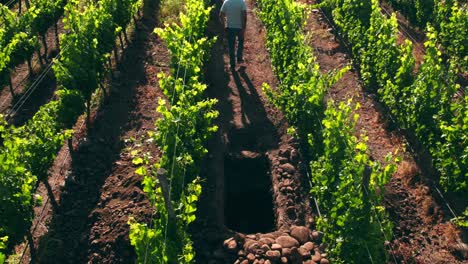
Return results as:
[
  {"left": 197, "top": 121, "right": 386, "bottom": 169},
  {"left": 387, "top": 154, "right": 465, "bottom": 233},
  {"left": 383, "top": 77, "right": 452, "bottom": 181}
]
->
[{"left": 224, "top": 154, "right": 275, "bottom": 234}]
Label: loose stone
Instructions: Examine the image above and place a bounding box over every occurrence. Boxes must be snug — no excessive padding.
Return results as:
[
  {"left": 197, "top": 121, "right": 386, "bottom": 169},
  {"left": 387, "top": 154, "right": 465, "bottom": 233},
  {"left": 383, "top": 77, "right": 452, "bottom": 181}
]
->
[
  {"left": 245, "top": 240, "right": 260, "bottom": 253},
  {"left": 303, "top": 241, "right": 314, "bottom": 251},
  {"left": 311, "top": 231, "right": 323, "bottom": 242},
  {"left": 299, "top": 246, "right": 311, "bottom": 258},
  {"left": 280, "top": 163, "right": 295, "bottom": 174},
  {"left": 290, "top": 149, "right": 299, "bottom": 163},
  {"left": 271, "top": 243, "right": 282, "bottom": 250},
  {"left": 279, "top": 148, "right": 291, "bottom": 157},
  {"left": 247, "top": 253, "right": 256, "bottom": 262},
  {"left": 224, "top": 237, "right": 235, "bottom": 247},
  {"left": 290, "top": 226, "right": 310, "bottom": 244},
  {"left": 261, "top": 244, "right": 271, "bottom": 252},
  {"left": 259, "top": 237, "right": 275, "bottom": 245},
  {"left": 311, "top": 254, "right": 321, "bottom": 262},
  {"left": 265, "top": 250, "right": 281, "bottom": 261},
  {"left": 276, "top": 235, "right": 300, "bottom": 248},
  {"left": 282, "top": 247, "right": 292, "bottom": 258},
  {"left": 226, "top": 239, "right": 238, "bottom": 253}
]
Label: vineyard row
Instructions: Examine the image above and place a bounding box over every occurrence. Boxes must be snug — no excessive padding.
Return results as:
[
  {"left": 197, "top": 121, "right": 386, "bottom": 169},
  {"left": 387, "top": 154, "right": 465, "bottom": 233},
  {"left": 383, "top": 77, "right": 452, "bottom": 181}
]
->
[
  {"left": 386, "top": 0, "right": 467, "bottom": 73},
  {"left": 129, "top": 0, "right": 218, "bottom": 262},
  {"left": 0, "top": 0, "right": 140, "bottom": 260},
  {"left": 258, "top": 0, "right": 397, "bottom": 262},
  {"left": 318, "top": 0, "right": 467, "bottom": 201},
  {"left": 1, "top": 0, "right": 66, "bottom": 97}
]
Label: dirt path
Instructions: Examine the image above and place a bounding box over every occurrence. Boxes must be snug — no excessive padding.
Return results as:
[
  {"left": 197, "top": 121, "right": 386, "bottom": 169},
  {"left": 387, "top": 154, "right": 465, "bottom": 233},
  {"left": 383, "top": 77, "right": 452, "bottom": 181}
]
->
[
  {"left": 14, "top": 1, "right": 164, "bottom": 263},
  {"left": 191, "top": 1, "right": 327, "bottom": 263},
  {"left": 304, "top": 5, "right": 466, "bottom": 263}
]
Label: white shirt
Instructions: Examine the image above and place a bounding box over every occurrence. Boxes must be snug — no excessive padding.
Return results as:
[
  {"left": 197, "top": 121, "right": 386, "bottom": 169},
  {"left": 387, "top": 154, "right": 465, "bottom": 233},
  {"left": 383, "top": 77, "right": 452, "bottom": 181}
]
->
[{"left": 220, "top": 0, "right": 247, "bottom": 29}]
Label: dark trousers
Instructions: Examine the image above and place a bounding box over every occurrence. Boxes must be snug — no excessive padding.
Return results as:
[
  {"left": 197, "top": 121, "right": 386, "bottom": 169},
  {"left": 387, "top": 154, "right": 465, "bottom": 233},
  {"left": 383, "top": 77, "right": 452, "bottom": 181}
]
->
[{"left": 227, "top": 28, "right": 244, "bottom": 67}]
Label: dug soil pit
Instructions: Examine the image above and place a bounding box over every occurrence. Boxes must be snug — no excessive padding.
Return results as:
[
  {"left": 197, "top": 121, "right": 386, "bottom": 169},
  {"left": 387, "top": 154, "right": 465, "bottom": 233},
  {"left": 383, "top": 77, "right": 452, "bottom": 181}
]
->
[{"left": 224, "top": 153, "right": 275, "bottom": 234}]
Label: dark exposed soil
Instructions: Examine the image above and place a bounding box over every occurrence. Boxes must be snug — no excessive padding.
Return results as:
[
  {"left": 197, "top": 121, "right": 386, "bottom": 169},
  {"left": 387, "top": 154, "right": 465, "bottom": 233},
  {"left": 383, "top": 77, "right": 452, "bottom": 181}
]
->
[
  {"left": 304, "top": 3, "right": 467, "bottom": 263},
  {"left": 224, "top": 154, "right": 275, "bottom": 234}
]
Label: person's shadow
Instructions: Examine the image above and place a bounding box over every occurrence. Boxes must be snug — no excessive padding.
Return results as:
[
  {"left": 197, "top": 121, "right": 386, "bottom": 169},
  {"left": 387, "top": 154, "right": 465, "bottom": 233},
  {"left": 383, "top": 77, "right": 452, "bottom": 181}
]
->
[{"left": 229, "top": 66, "right": 278, "bottom": 151}]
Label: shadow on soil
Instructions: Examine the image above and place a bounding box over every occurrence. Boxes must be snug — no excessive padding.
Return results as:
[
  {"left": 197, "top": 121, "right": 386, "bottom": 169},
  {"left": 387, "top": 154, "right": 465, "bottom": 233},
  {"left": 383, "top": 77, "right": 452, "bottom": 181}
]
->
[
  {"left": 35, "top": 1, "right": 160, "bottom": 263},
  {"left": 231, "top": 67, "right": 278, "bottom": 151},
  {"left": 9, "top": 72, "right": 57, "bottom": 127}
]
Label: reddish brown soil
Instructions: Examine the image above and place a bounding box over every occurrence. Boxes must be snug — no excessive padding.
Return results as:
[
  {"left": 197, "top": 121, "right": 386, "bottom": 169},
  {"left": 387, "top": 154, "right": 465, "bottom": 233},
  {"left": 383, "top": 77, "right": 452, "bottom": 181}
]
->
[
  {"left": 304, "top": 4, "right": 467, "bottom": 264},
  {"left": 0, "top": 19, "right": 65, "bottom": 126},
  {"left": 7, "top": 0, "right": 24, "bottom": 14},
  {"left": 14, "top": 2, "right": 163, "bottom": 263}
]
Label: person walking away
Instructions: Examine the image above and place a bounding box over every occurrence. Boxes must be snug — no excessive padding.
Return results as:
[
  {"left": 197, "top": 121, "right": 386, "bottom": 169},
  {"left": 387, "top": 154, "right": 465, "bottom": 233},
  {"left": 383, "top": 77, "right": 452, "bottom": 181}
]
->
[{"left": 219, "top": 0, "right": 247, "bottom": 70}]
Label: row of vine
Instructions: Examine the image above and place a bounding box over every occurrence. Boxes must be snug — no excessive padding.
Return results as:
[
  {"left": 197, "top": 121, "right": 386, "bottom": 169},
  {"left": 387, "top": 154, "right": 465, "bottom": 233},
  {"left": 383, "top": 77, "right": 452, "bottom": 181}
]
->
[
  {"left": 128, "top": 0, "right": 218, "bottom": 263},
  {"left": 0, "top": 0, "right": 140, "bottom": 260},
  {"left": 257, "top": 0, "right": 397, "bottom": 262},
  {"left": 0, "top": 0, "right": 66, "bottom": 96},
  {"left": 318, "top": 0, "right": 467, "bottom": 201},
  {"left": 385, "top": 0, "right": 467, "bottom": 73}
]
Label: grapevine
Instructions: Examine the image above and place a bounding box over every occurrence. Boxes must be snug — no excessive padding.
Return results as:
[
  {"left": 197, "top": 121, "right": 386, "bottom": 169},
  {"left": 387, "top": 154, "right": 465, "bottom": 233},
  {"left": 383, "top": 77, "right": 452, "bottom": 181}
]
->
[
  {"left": 129, "top": 0, "right": 218, "bottom": 263},
  {"left": 257, "top": 0, "right": 396, "bottom": 262},
  {"left": 0, "top": 0, "right": 140, "bottom": 257},
  {"left": 320, "top": 0, "right": 468, "bottom": 196}
]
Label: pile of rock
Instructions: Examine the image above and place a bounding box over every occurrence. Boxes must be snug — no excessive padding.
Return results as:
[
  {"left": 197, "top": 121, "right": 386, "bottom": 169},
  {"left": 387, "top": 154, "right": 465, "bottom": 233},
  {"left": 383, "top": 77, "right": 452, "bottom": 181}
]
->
[
  {"left": 224, "top": 226, "right": 329, "bottom": 264},
  {"left": 268, "top": 143, "right": 310, "bottom": 227}
]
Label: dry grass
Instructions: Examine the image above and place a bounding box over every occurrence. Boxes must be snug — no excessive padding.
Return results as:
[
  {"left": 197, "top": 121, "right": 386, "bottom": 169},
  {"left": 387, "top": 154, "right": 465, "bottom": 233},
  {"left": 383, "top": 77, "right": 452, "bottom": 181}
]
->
[{"left": 160, "top": 0, "right": 185, "bottom": 25}]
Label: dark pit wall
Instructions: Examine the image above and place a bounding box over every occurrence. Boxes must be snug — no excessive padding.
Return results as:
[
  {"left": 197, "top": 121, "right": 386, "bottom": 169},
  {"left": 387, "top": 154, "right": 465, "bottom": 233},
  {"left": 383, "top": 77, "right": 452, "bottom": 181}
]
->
[{"left": 224, "top": 153, "right": 275, "bottom": 234}]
